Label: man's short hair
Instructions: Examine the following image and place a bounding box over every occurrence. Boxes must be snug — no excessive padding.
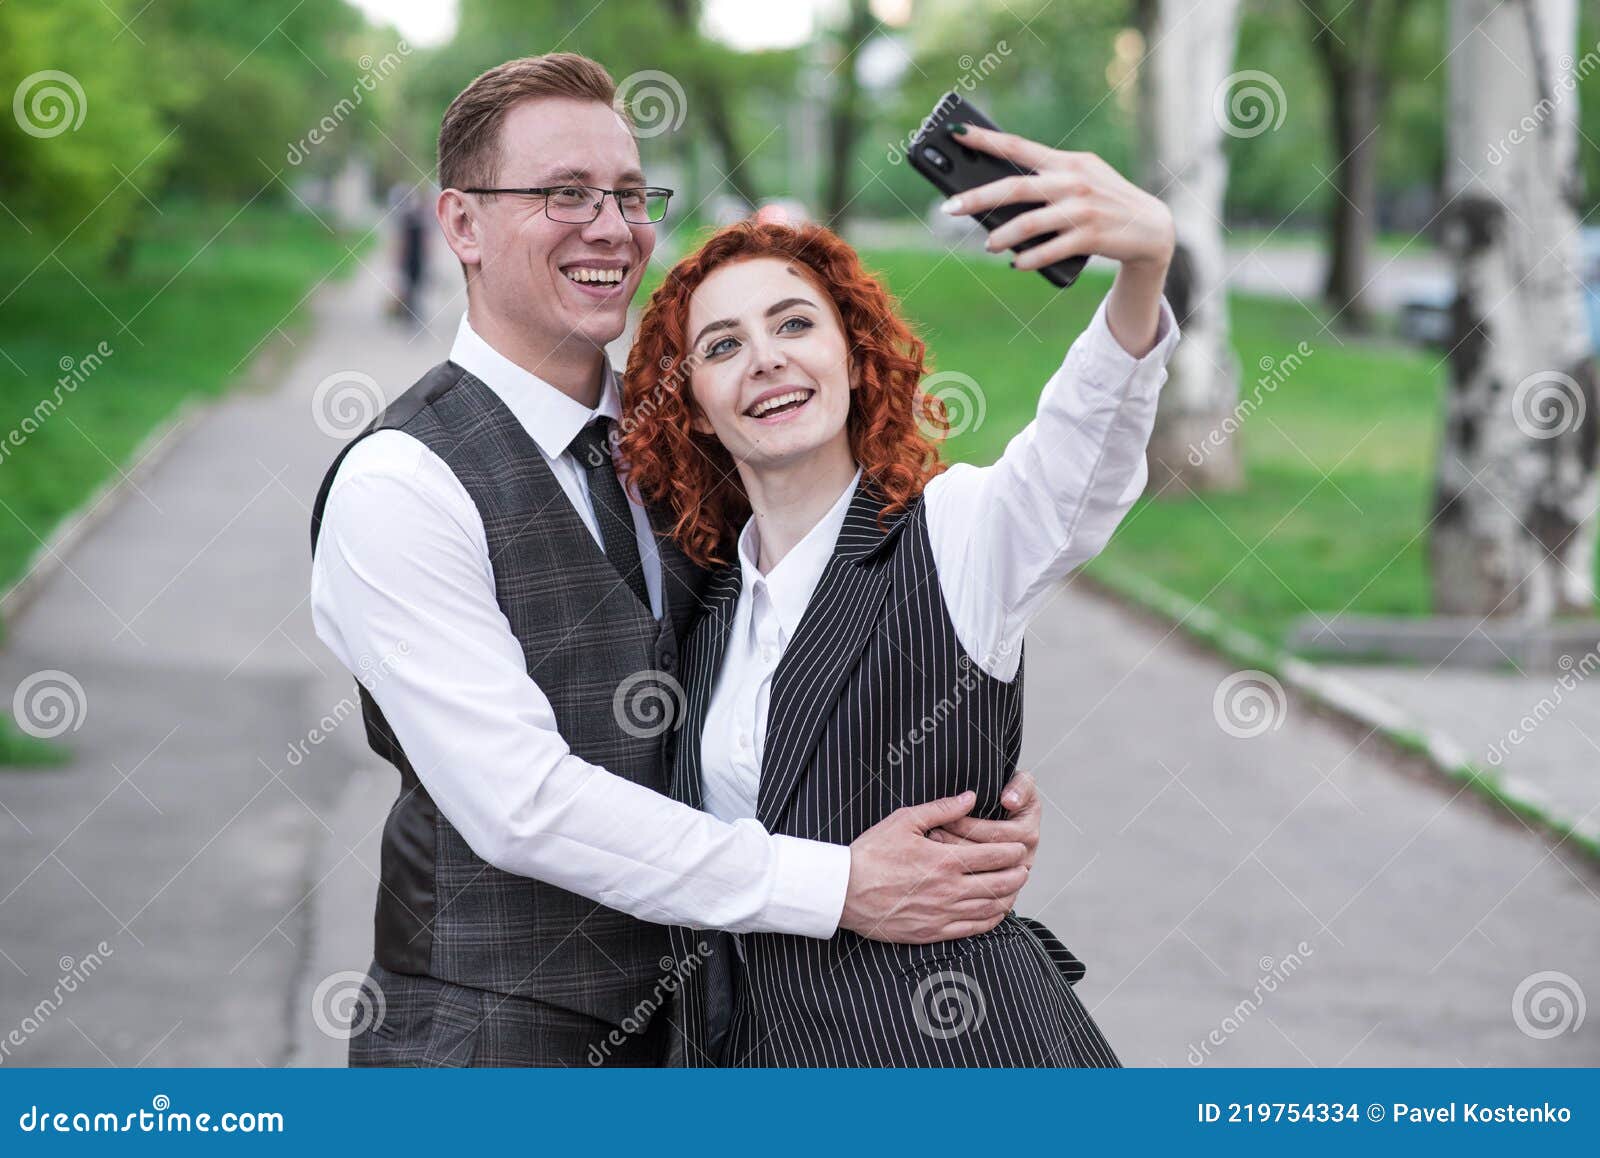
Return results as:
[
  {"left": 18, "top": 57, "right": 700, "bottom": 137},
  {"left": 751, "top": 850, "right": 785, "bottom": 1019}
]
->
[{"left": 437, "top": 53, "right": 625, "bottom": 191}]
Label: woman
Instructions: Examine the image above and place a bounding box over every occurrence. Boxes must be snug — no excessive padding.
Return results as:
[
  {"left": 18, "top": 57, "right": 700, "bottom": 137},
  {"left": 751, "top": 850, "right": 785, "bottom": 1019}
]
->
[{"left": 619, "top": 123, "right": 1179, "bottom": 1067}]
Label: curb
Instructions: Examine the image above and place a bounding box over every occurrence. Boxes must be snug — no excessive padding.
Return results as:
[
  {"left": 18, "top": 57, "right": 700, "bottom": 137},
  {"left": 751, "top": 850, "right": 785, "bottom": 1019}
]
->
[
  {"left": 1081, "top": 559, "right": 1600, "bottom": 864},
  {"left": 0, "top": 401, "right": 205, "bottom": 623}
]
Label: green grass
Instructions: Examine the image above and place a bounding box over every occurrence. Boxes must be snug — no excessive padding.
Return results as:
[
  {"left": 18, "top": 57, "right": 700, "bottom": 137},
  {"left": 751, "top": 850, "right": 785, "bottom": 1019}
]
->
[
  {"left": 857, "top": 247, "right": 1448, "bottom": 648},
  {"left": 0, "top": 201, "right": 358, "bottom": 765},
  {"left": 0, "top": 202, "right": 359, "bottom": 595}
]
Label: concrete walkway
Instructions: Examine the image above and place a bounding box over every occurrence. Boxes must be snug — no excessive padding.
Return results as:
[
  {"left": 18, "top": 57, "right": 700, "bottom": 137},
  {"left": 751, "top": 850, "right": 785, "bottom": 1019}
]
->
[
  {"left": 846, "top": 217, "right": 1448, "bottom": 314},
  {"left": 0, "top": 237, "right": 1595, "bottom": 1069}
]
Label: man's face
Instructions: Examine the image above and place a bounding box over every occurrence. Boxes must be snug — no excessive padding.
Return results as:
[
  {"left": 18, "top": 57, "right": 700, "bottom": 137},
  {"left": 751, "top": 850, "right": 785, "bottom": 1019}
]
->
[{"left": 458, "top": 97, "right": 655, "bottom": 358}]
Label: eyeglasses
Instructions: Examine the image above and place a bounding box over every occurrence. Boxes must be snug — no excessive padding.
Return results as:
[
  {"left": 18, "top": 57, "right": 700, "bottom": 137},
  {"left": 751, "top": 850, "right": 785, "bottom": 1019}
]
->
[{"left": 461, "top": 184, "right": 673, "bottom": 224}]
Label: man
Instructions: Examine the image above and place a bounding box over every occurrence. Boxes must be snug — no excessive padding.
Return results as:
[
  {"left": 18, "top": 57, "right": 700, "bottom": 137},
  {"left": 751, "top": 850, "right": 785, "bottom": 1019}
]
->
[{"left": 308, "top": 53, "right": 1040, "bottom": 1067}]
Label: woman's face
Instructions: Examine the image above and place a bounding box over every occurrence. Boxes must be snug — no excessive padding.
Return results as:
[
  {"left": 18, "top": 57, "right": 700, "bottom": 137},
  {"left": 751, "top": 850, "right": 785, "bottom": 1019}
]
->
[{"left": 683, "top": 257, "right": 855, "bottom": 472}]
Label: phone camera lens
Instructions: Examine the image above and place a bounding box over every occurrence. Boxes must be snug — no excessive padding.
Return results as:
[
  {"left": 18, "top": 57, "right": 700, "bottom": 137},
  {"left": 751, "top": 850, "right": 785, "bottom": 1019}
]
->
[{"left": 919, "top": 146, "right": 952, "bottom": 173}]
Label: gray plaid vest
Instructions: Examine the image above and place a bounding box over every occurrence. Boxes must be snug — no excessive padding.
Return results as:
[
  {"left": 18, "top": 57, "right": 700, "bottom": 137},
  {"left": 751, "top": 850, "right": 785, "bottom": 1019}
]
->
[{"left": 310, "top": 361, "right": 708, "bottom": 1026}]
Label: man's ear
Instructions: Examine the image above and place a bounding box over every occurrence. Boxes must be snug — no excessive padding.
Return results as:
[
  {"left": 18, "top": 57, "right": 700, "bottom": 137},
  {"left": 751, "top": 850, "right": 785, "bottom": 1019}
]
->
[{"left": 436, "top": 189, "right": 482, "bottom": 269}]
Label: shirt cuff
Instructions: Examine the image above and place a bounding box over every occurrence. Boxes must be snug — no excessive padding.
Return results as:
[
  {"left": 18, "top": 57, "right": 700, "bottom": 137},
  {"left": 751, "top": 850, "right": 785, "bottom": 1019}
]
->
[
  {"left": 759, "top": 834, "right": 852, "bottom": 938},
  {"left": 1070, "top": 291, "right": 1181, "bottom": 392}
]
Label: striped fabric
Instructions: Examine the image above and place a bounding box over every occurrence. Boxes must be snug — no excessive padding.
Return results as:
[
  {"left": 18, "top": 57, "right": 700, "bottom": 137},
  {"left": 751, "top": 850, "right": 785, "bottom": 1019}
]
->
[{"left": 665, "top": 481, "right": 1120, "bottom": 1067}]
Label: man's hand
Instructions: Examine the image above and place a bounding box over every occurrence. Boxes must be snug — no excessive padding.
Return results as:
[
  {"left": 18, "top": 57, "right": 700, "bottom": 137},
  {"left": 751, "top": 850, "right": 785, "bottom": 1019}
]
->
[
  {"left": 839, "top": 790, "right": 1031, "bottom": 945},
  {"left": 926, "top": 770, "right": 1040, "bottom": 871}
]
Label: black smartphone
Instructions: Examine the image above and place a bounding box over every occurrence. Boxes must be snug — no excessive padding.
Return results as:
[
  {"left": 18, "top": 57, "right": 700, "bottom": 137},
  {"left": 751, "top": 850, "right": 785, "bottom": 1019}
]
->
[{"left": 905, "top": 92, "right": 1086, "bottom": 290}]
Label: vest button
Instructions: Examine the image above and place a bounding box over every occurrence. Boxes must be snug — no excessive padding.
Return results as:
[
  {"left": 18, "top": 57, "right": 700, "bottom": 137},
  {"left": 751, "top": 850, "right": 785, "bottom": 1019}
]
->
[{"left": 658, "top": 651, "right": 676, "bottom": 674}]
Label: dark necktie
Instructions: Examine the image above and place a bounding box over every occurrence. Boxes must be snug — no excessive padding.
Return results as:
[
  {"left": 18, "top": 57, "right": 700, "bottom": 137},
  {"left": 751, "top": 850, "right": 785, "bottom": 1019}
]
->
[{"left": 569, "top": 417, "right": 652, "bottom": 612}]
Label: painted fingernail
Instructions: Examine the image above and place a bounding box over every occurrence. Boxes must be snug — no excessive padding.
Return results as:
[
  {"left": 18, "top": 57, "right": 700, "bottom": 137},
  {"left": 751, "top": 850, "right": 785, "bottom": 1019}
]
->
[
  {"left": 949, "top": 123, "right": 970, "bottom": 136},
  {"left": 940, "top": 196, "right": 964, "bottom": 215}
]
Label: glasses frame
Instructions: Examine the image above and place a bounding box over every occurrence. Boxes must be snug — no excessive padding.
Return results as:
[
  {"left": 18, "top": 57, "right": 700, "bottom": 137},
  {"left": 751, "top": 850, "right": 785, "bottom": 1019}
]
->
[{"left": 460, "top": 184, "right": 674, "bottom": 224}]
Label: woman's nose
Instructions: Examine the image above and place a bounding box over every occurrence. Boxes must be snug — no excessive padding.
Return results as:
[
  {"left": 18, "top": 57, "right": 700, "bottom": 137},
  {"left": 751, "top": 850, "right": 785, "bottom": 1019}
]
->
[{"left": 747, "top": 339, "right": 786, "bottom": 376}]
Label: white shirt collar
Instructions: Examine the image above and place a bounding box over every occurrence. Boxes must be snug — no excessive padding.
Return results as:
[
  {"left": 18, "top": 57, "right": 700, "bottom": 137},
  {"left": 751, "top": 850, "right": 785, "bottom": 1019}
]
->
[
  {"left": 448, "top": 314, "right": 621, "bottom": 459},
  {"left": 736, "top": 467, "right": 863, "bottom": 640}
]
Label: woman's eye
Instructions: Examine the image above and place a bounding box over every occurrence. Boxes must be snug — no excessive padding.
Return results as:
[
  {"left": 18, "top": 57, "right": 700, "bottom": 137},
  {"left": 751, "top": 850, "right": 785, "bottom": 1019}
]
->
[
  {"left": 706, "top": 337, "right": 737, "bottom": 357},
  {"left": 779, "top": 316, "right": 813, "bottom": 334}
]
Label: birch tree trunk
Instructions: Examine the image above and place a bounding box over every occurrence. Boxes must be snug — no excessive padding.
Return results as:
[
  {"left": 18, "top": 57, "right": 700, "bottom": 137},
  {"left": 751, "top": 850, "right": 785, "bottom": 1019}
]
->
[
  {"left": 1137, "top": 0, "right": 1244, "bottom": 493},
  {"left": 1431, "top": 0, "right": 1599, "bottom": 619}
]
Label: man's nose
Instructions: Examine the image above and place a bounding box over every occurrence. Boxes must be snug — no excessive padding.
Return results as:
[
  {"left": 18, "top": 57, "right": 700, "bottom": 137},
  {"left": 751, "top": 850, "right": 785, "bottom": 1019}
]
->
[{"left": 580, "top": 194, "right": 632, "bottom": 244}]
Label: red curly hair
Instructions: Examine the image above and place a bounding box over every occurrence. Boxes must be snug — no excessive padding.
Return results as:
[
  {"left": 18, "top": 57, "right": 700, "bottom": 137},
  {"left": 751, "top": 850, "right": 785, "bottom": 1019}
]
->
[{"left": 619, "top": 221, "right": 950, "bottom": 568}]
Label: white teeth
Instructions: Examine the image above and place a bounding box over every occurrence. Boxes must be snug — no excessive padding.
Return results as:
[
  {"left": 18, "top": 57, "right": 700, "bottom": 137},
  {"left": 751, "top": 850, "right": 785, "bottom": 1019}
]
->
[
  {"left": 748, "top": 390, "right": 812, "bottom": 418},
  {"left": 564, "top": 267, "right": 625, "bottom": 284}
]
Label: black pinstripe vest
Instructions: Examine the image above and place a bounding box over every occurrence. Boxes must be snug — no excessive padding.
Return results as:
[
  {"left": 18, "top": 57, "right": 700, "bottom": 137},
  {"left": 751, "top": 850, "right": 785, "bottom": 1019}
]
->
[
  {"left": 666, "top": 480, "right": 1117, "bottom": 1067},
  {"left": 310, "top": 361, "right": 708, "bottom": 1026}
]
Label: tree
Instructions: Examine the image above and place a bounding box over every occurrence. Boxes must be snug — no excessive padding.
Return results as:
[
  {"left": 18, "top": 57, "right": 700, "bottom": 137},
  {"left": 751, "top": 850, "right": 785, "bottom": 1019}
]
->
[
  {"left": 1430, "top": 0, "right": 1598, "bottom": 619},
  {"left": 1136, "top": 0, "right": 1244, "bottom": 492},
  {"left": 821, "top": 0, "right": 876, "bottom": 226},
  {"left": 1298, "top": 0, "right": 1421, "bottom": 331}
]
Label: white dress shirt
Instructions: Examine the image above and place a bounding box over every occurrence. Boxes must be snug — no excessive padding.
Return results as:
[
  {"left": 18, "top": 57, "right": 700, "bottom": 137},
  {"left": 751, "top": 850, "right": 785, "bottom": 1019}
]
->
[
  {"left": 699, "top": 291, "right": 1181, "bottom": 824},
  {"left": 310, "top": 313, "right": 851, "bottom": 937}
]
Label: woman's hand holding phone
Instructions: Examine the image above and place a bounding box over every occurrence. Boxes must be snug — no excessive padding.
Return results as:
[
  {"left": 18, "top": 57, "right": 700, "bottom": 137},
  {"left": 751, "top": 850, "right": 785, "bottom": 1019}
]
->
[{"left": 942, "top": 123, "right": 1176, "bottom": 355}]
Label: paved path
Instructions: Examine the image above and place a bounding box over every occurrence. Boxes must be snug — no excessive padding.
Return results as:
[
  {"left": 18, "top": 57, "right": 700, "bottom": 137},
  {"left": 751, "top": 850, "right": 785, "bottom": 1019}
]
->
[
  {"left": 846, "top": 218, "right": 1449, "bottom": 314},
  {"left": 0, "top": 238, "right": 1595, "bottom": 1069}
]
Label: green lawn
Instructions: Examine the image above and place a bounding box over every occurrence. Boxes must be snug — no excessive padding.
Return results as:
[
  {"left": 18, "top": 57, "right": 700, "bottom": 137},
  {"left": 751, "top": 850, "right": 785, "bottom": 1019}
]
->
[
  {"left": 0, "top": 201, "right": 357, "bottom": 763},
  {"left": 857, "top": 246, "right": 1448, "bottom": 649}
]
